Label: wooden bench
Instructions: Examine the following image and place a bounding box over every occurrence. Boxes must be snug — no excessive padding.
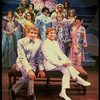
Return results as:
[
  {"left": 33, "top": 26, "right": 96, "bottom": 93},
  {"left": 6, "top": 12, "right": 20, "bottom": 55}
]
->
[{"left": 8, "top": 64, "right": 88, "bottom": 99}]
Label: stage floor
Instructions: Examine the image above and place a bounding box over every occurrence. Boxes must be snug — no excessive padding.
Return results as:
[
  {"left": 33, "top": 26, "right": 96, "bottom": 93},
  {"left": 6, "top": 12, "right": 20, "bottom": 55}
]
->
[{"left": 2, "top": 57, "right": 99, "bottom": 100}]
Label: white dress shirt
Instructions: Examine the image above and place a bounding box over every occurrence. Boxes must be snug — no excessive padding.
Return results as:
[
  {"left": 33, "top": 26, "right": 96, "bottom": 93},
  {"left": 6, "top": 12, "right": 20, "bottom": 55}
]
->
[{"left": 42, "top": 38, "right": 71, "bottom": 71}]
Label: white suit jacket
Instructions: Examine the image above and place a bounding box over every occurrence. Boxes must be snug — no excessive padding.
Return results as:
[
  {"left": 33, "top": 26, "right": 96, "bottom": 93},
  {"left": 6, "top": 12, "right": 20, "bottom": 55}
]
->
[
  {"left": 42, "top": 38, "right": 71, "bottom": 71},
  {"left": 16, "top": 37, "right": 44, "bottom": 72}
]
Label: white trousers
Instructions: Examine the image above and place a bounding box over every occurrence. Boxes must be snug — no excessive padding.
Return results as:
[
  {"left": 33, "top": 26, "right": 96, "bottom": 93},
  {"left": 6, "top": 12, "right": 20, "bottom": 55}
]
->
[{"left": 52, "top": 66, "right": 79, "bottom": 89}]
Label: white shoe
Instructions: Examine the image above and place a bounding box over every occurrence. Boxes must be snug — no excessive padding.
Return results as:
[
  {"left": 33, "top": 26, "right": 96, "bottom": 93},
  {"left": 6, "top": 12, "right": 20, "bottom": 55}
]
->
[
  {"left": 76, "top": 76, "right": 91, "bottom": 86},
  {"left": 77, "top": 80, "right": 91, "bottom": 86},
  {"left": 59, "top": 92, "right": 71, "bottom": 100}
]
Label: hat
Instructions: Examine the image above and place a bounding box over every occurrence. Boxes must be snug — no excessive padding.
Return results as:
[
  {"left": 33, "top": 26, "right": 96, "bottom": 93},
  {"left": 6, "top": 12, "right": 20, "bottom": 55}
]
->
[
  {"left": 56, "top": 3, "right": 64, "bottom": 8},
  {"left": 55, "top": 4, "right": 64, "bottom": 12},
  {"left": 26, "top": 13, "right": 31, "bottom": 16},
  {"left": 68, "top": 9, "right": 76, "bottom": 13},
  {"left": 21, "top": 0, "right": 26, "bottom": 2},
  {"left": 56, "top": 4, "right": 64, "bottom": 8},
  {"left": 29, "top": 4, "right": 32, "bottom": 7}
]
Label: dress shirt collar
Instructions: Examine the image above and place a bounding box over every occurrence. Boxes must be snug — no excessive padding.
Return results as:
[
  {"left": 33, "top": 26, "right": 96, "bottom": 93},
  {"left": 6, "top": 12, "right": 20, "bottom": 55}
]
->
[
  {"left": 27, "top": 37, "right": 35, "bottom": 44},
  {"left": 46, "top": 38, "right": 55, "bottom": 44}
]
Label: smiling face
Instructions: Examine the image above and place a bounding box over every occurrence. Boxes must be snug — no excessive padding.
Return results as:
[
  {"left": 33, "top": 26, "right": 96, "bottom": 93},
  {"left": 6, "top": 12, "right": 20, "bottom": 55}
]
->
[
  {"left": 64, "top": 2, "right": 70, "bottom": 9},
  {"left": 74, "top": 18, "right": 81, "bottom": 25},
  {"left": 28, "top": 25, "right": 39, "bottom": 40},
  {"left": 75, "top": 19, "right": 80, "bottom": 23},
  {"left": 26, "top": 13, "right": 32, "bottom": 21},
  {"left": 69, "top": 12, "right": 75, "bottom": 17},
  {"left": 47, "top": 31, "right": 56, "bottom": 41},
  {"left": 28, "top": 29, "right": 38, "bottom": 40},
  {"left": 21, "top": 0, "right": 27, "bottom": 6},
  {"left": 43, "top": 9, "right": 49, "bottom": 16},
  {"left": 29, "top": 5, "right": 33, "bottom": 11},
  {"left": 46, "top": 28, "right": 56, "bottom": 41},
  {"left": 57, "top": 7, "right": 62, "bottom": 12},
  {"left": 18, "top": 10, "right": 23, "bottom": 16},
  {"left": 56, "top": 14, "right": 63, "bottom": 21},
  {"left": 7, "top": 11, "right": 13, "bottom": 19}
]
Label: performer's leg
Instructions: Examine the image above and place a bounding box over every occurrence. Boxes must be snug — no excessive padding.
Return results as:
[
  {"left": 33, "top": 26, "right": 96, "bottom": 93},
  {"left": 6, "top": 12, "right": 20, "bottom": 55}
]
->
[
  {"left": 59, "top": 67, "right": 72, "bottom": 100},
  {"left": 27, "top": 78, "right": 36, "bottom": 100},
  {"left": 67, "top": 66, "right": 91, "bottom": 86},
  {"left": 12, "top": 67, "right": 28, "bottom": 94},
  {"left": 27, "top": 78, "right": 34, "bottom": 96},
  {"left": 9, "top": 67, "right": 28, "bottom": 100}
]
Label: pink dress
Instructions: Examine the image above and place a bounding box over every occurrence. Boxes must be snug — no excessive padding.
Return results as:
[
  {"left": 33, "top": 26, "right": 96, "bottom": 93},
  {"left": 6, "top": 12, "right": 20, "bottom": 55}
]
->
[
  {"left": 69, "top": 25, "right": 87, "bottom": 67},
  {"left": 31, "top": 0, "right": 56, "bottom": 11},
  {"left": 45, "top": 0, "right": 56, "bottom": 11},
  {"left": 31, "top": 0, "right": 44, "bottom": 11}
]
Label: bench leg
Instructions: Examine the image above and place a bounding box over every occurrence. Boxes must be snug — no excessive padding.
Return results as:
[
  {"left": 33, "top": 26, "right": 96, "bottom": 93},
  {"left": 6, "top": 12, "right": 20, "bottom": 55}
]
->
[{"left": 8, "top": 76, "right": 12, "bottom": 90}]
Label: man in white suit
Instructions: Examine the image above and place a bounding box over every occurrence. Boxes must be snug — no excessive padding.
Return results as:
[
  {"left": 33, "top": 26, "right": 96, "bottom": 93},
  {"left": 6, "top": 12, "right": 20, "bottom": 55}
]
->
[
  {"left": 10, "top": 25, "right": 46, "bottom": 100},
  {"left": 42, "top": 27, "right": 91, "bottom": 100}
]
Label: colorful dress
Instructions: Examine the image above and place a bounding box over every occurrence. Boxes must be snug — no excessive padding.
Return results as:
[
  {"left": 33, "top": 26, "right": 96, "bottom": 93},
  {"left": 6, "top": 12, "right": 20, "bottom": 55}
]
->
[
  {"left": 52, "top": 18, "right": 70, "bottom": 55},
  {"left": 67, "top": 16, "right": 76, "bottom": 30},
  {"left": 69, "top": 25, "right": 87, "bottom": 67},
  {"left": 31, "top": 0, "right": 56, "bottom": 12},
  {"left": 2, "top": 16, "right": 23, "bottom": 68},
  {"left": 31, "top": 0, "right": 44, "bottom": 11},
  {"left": 35, "top": 14, "right": 52, "bottom": 41},
  {"left": 14, "top": 12, "right": 26, "bottom": 28},
  {"left": 44, "top": 0, "right": 57, "bottom": 12},
  {"left": 51, "top": 12, "right": 66, "bottom": 20}
]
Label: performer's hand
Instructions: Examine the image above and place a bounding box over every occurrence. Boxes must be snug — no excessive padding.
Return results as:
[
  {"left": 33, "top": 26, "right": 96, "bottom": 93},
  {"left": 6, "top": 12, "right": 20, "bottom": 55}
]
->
[
  {"left": 82, "top": 43, "right": 87, "bottom": 48},
  {"left": 37, "top": 70, "right": 46, "bottom": 78},
  {"left": 57, "top": 23, "right": 62, "bottom": 27},
  {"left": 28, "top": 70, "right": 36, "bottom": 79},
  {"left": 63, "top": 63, "right": 71, "bottom": 67},
  {"left": 6, "top": 31, "right": 11, "bottom": 35}
]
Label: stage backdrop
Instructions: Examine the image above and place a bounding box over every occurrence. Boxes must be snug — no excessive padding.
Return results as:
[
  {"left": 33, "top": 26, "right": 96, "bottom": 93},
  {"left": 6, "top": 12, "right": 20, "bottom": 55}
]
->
[{"left": 2, "top": 0, "right": 99, "bottom": 56}]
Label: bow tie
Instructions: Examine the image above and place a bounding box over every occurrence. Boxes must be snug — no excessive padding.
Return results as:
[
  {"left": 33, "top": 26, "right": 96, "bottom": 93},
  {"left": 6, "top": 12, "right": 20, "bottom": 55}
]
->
[{"left": 29, "top": 40, "right": 35, "bottom": 44}]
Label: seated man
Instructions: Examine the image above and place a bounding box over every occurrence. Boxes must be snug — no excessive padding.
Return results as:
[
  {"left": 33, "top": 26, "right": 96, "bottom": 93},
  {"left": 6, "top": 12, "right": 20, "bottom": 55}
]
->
[
  {"left": 42, "top": 27, "right": 91, "bottom": 100},
  {"left": 10, "top": 25, "right": 46, "bottom": 100}
]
